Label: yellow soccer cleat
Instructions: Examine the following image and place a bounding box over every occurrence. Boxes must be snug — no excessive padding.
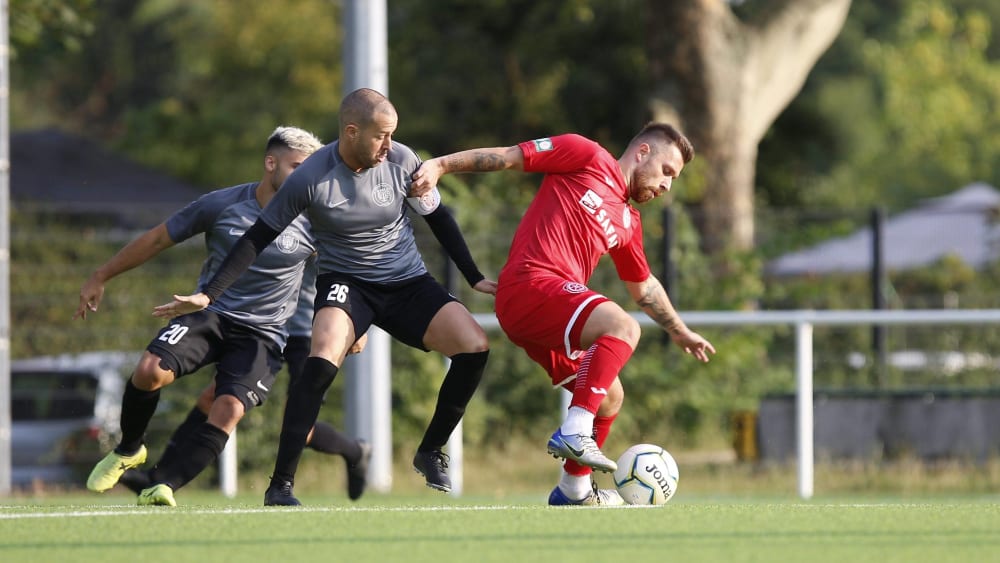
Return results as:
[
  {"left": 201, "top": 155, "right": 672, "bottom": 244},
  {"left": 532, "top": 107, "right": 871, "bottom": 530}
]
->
[
  {"left": 86, "top": 445, "right": 148, "bottom": 492},
  {"left": 137, "top": 484, "right": 177, "bottom": 507}
]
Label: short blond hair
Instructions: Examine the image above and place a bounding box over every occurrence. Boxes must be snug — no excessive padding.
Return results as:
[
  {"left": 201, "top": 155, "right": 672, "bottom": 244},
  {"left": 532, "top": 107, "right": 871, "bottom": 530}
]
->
[{"left": 266, "top": 126, "right": 324, "bottom": 156}]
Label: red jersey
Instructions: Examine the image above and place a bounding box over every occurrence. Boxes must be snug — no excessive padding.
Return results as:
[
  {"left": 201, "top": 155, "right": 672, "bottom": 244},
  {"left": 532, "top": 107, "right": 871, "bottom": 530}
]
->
[{"left": 498, "top": 134, "right": 651, "bottom": 287}]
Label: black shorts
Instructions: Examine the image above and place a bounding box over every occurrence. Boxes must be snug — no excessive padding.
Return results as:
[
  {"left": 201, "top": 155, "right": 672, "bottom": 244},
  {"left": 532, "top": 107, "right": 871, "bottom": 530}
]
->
[
  {"left": 314, "top": 272, "right": 457, "bottom": 351},
  {"left": 146, "top": 309, "right": 283, "bottom": 411}
]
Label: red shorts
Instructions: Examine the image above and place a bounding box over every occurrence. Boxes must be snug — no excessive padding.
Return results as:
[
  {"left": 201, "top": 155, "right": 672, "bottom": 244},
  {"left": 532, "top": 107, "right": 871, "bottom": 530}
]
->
[{"left": 495, "top": 275, "right": 609, "bottom": 388}]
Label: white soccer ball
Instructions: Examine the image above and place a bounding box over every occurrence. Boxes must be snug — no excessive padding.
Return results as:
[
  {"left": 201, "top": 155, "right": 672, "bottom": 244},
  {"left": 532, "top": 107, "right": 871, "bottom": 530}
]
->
[{"left": 613, "top": 443, "right": 679, "bottom": 505}]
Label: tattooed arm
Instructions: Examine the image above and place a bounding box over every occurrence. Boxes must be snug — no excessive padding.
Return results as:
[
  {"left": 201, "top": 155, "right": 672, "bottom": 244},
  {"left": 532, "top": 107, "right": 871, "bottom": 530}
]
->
[
  {"left": 410, "top": 146, "right": 524, "bottom": 196},
  {"left": 625, "top": 275, "right": 716, "bottom": 363}
]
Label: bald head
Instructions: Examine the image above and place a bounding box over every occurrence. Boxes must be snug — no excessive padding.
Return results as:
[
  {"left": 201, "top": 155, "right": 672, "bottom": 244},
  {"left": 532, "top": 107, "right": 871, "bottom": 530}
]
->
[
  {"left": 337, "top": 88, "right": 399, "bottom": 171},
  {"left": 339, "top": 88, "right": 397, "bottom": 134}
]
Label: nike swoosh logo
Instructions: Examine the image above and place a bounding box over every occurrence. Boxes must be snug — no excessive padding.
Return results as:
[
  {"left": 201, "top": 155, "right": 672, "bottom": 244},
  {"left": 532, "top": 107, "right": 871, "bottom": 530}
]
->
[
  {"left": 562, "top": 438, "right": 585, "bottom": 458},
  {"left": 256, "top": 380, "right": 270, "bottom": 392},
  {"left": 229, "top": 228, "right": 245, "bottom": 236},
  {"left": 326, "top": 199, "right": 349, "bottom": 208}
]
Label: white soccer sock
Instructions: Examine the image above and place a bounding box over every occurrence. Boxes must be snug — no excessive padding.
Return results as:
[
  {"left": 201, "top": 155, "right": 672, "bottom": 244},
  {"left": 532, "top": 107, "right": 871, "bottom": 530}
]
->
[
  {"left": 558, "top": 471, "right": 592, "bottom": 500},
  {"left": 560, "top": 406, "right": 595, "bottom": 437}
]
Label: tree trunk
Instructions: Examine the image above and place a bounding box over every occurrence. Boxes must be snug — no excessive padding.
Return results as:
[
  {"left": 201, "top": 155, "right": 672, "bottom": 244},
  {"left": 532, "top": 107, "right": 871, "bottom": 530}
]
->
[{"left": 645, "top": 0, "right": 851, "bottom": 253}]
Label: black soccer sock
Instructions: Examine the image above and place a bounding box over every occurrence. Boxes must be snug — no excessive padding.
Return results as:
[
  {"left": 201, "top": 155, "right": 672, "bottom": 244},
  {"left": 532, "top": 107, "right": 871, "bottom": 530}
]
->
[
  {"left": 307, "top": 420, "right": 362, "bottom": 462},
  {"left": 418, "top": 350, "right": 488, "bottom": 452},
  {"left": 155, "top": 406, "right": 209, "bottom": 469},
  {"left": 272, "top": 357, "right": 340, "bottom": 483},
  {"left": 149, "top": 422, "right": 229, "bottom": 491},
  {"left": 116, "top": 378, "right": 161, "bottom": 455}
]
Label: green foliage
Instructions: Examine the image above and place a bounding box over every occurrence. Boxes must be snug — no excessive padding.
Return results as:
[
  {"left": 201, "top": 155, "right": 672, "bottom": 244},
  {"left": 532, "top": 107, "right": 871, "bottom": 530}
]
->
[{"left": 759, "top": 0, "right": 1000, "bottom": 214}]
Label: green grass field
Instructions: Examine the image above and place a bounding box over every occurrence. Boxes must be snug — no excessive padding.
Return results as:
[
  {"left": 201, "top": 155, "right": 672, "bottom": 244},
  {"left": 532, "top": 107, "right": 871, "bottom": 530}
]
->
[{"left": 2, "top": 490, "right": 998, "bottom": 563}]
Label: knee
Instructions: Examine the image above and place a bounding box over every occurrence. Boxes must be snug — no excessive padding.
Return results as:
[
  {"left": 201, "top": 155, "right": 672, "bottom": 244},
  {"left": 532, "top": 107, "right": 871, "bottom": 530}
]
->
[
  {"left": 132, "top": 355, "right": 174, "bottom": 391},
  {"left": 465, "top": 331, "right": 490, "bottom": 354},
  {"left": 606, "top": 315, "right": 641, "bottom": 349},
  {"left": 207, "top": 395, "right": 245, "bottom": 431}
]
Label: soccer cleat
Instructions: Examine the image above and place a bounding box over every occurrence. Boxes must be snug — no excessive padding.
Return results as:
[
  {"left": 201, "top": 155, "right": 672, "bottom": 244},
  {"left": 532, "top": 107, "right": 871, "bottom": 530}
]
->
[
  {"left": 87, "top": 445, "right": 148, "bottom": 492},
  {"left": 546, "top": 429, "right": 617, "bottom": 473},
  {"left": 346, "top": 440, "right": 372, "bottom": 501},
  {"left": 264, "top": 478, "right": 301, "bottom": 506},
  {"left": 412, "top": 449, "right": 451, "bottom": 493},
  {"left": 137, "top": 484, "right": 176, "bottom": 507},
  {"left": 547, "top": 484, "right": 625, "bottom": 507},
  {"left": 119, "top": 469, "right": 152, "bottom": 495}
]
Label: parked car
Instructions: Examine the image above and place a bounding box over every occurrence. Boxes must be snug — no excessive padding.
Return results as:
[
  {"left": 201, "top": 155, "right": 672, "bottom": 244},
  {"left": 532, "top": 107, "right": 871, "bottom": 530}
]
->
[{"left": 10, "top": 351, "right": 138, "bottom": 487}]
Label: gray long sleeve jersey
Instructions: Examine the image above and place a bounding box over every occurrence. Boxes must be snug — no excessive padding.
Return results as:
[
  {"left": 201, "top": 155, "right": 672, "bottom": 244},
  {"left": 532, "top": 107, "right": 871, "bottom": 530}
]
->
[
  {"left": 259, "top": 140, "right": 440, "bottom": 283},
  {"left": 165, "top": 183, "right": 315, "bottom": 348}
]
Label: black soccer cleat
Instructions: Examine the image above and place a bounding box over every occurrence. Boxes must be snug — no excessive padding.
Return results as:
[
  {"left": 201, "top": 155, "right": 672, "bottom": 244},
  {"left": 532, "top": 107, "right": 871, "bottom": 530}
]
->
[
  {"left": 346, "top": 440, "right": 372, "bottom": 501},
  {"left": 412, "top": 449, "right": 451, "bottom": 493},
  {"left": 264, "top": 478, "right": 302, "bottom": 506}
]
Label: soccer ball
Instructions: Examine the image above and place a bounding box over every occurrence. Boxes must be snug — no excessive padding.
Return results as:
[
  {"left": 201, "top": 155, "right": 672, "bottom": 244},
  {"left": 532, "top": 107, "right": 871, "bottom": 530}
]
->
[{"left": 613, "top": 444, "right": 679, "bottom": 505}]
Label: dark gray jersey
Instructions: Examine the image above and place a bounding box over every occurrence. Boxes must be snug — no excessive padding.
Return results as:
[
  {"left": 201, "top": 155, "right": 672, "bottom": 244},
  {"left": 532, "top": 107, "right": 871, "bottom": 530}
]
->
[
  {"left": 259, "top": 140, "right": 439, "bottom": 283},
  {"left": 166, "top": 183, "right": 315, "bottom": 347},
  {"left": 286, "top": 257, "right": 316, "bottom": 338}
]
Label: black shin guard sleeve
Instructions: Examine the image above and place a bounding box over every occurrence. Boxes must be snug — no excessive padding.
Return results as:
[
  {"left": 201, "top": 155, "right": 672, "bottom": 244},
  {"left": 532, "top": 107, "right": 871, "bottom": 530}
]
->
[
  {"left": 117, "top": 379, "right": 161, "bottom": 454},
  {"left": 272, "top": 357, "right": 339, "bottom": 483},
  {"left": 306, "top": 420, "right": 361, "bottom": 461},
  {"left": 157, "top": 406, "right": 209, "bottom": 469},
  {"left": 418, "top": 350, "right": 489, "bottom": 451},
  {"left": 150, "top": 422, "right": 228, "bottom": 490}
]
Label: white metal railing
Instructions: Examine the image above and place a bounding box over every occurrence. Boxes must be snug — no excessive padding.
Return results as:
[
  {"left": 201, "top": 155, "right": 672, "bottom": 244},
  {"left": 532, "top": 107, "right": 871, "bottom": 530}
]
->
[{"left": 474, "top": 308, "right": 1000, "bottom": 499}]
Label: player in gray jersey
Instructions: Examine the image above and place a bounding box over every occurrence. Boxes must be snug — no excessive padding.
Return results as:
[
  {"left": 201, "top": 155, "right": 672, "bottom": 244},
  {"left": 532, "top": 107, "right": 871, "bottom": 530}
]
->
[
  {"left": 117, "top": 258, "right": 374, "bottom": 502},
  {"left": 156, "top": 88, "right": 495, "bottom": 505},
  {"left": 78, "top": 126, "right": 331, "bottom": 506}
]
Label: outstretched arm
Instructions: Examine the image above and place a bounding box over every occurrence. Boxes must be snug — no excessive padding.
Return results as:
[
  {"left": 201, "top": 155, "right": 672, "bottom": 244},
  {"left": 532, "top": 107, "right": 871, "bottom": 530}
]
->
[
  {"left": 624, "top": 275, "right": 715, "bottom": 363},
  {"left": 410, "top": 146, "right": 524, "bottom": 197},
  {"left": 76, "top": 223, "right": 176, "bottom": 320},
  {"left": 152, "top": 220, "right": 280, "bottom": 318}
]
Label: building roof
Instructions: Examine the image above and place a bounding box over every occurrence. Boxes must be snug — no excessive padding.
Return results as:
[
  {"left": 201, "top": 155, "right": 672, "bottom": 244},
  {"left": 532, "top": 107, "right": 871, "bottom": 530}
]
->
[
  {"left": 10, "top": 128, "right": 205, "bottom": 220},
  {"left": 766, "top": 183, "right": 1000, "bottom": 276}
]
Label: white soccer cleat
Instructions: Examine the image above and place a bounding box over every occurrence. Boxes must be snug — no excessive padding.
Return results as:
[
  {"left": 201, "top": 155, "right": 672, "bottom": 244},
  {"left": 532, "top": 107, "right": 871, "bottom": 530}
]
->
[{"left": 546, "top": 429, "right": 617, "bottom": 473}]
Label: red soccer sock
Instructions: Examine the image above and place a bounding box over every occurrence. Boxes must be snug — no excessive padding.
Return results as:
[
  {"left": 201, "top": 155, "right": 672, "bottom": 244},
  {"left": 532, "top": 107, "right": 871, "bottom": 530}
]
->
[{"left": 570, "top": 335, "right": 633, "bottom": 414}]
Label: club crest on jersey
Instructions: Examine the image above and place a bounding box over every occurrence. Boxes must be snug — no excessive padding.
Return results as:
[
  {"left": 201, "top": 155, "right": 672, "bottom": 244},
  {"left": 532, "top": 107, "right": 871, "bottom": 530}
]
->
[
  {"left": 372, "top": 182, "right": 395, "bottom": 207},
  {"left": 276, "top": 233, "right": 300, "bottom": 254},
  {"left": 563, "top": 282, "right": 587, "bottom": 294},
  {"left": 532, "top": 138, "right": 554, "bottom": 152}
]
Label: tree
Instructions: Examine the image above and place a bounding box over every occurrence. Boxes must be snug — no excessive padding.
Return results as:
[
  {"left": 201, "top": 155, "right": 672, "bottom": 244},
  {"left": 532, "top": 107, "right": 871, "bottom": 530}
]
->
[{"left": 645, "top": 0, "right": 852, "bottom": 253}]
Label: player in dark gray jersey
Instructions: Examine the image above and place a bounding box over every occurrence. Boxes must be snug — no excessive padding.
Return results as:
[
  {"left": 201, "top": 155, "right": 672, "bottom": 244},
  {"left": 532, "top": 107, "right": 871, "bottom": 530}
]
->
[
  {"left": 156, "top": 88, "right": 495, "bottom": 505},
  {"left": 79, "top": 126, "right": 325, "bottom": 506},
  {"left": 117, "top": 258, "right": 374, "bottom": 501}
]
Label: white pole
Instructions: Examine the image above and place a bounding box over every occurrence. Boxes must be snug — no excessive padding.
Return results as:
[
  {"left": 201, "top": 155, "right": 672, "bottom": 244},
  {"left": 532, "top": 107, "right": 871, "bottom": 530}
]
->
[
  {"left": 447, "top": 419, "right": 463, "bottom": 497},
  {"left": 0, "top": 0, "right": 10, "bottom": 497},
  {"left": 795, "top": 321, "right": 814, "bottom": 500},
  {"left": 342, "top": 0, "right": 392, "bottom": 493},
  {"left": 219, "top": 427, "right": 237, "bottom": 498},
  {"left": 346, "top": 327, "right": 393, "bottom": 492},
  {"left": 444, "top": 356, "right": 465, "bottom": 496}
]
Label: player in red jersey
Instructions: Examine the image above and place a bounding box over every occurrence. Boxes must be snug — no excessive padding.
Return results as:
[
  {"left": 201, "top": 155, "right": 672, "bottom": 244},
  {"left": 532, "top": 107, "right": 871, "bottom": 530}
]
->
[{"left": 412, "top": 123, "right": 715, "bottom": 505}]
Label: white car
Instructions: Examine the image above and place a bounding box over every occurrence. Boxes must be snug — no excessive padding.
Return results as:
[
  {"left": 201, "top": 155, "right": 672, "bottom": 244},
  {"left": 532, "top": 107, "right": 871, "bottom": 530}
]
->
[{"left": 11, "top": 351, "right": 138, "bottom": 487}]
